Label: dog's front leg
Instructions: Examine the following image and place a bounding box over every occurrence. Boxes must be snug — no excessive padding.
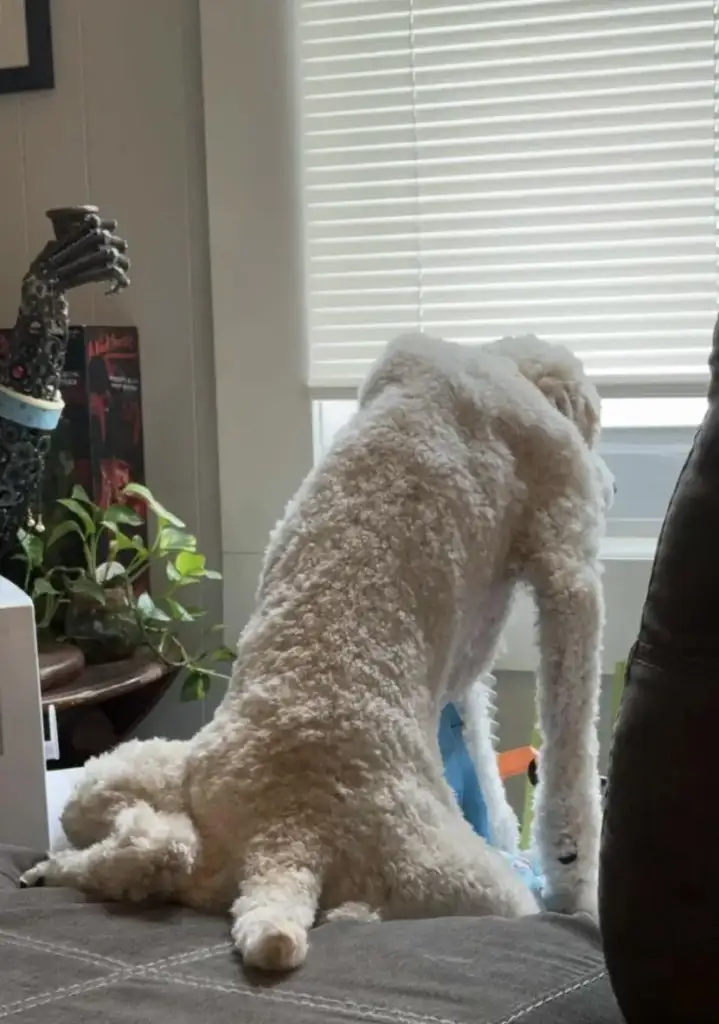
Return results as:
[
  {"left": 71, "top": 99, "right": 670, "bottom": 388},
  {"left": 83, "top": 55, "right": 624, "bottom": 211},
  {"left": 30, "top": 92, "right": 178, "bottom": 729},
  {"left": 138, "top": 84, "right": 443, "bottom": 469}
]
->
[{"left": 531, "top": 560, "right": 604, "bottom": 917}]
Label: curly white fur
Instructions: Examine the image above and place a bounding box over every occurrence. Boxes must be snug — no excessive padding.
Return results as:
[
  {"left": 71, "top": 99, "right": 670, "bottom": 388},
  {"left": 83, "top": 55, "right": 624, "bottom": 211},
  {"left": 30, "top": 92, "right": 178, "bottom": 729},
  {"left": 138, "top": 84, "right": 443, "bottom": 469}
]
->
[
  {"left": 458, "top": 675, "right": 520, "bottom": 856},
  {"left": 23, "top": 332, "right": 611, "bottom": 972}
]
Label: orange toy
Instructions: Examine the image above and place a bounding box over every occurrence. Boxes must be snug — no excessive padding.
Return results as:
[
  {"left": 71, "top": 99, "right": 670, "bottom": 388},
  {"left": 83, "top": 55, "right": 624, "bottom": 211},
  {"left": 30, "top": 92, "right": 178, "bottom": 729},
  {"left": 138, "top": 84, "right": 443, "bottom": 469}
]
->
[{"left": 498, "top": 745, "right": 539, "bottom": 781}]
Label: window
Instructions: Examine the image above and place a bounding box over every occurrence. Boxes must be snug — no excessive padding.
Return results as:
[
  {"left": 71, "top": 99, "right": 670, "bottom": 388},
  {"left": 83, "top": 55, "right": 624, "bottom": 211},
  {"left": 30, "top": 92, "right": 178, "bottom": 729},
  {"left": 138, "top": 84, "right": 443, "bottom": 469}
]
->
[{"left": 297, "top": 1, "right": 717, "bottom": 393}]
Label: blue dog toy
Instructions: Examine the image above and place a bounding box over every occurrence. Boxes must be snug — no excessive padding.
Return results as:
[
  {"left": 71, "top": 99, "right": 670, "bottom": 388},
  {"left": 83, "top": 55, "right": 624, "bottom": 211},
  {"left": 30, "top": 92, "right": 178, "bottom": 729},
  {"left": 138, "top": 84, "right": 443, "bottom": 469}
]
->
[{"left": 439, "top": 702, "right": 544, "bottom": 901}]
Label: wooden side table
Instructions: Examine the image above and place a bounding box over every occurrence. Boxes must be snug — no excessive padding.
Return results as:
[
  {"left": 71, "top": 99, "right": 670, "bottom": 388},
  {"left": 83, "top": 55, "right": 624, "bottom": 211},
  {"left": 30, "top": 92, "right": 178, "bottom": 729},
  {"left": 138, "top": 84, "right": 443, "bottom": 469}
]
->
[
  {"left": 41, "top": 651, "right": 178, "bottom": 768},
  {"left": 38, "top": 644, "right": 85, "bottom": 693}
]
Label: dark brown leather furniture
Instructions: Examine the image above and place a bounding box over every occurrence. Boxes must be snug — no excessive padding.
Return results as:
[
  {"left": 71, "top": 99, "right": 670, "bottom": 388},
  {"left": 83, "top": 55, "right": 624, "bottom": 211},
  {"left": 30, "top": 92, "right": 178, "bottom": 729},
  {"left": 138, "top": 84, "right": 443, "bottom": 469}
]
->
[{"left": 600, "top": 317, "right": 719, "bottom": 1022}]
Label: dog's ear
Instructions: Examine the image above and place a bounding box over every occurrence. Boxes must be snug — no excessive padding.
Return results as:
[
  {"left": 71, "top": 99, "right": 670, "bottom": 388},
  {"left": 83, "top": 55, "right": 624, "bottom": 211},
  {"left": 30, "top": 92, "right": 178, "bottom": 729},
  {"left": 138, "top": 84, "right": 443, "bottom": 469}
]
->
[
  {"left": 484, "top": 335, "right": 601, "bottom": 447},
  {"left": 536, "top": 374, "right": 601, "bottom": 448}
]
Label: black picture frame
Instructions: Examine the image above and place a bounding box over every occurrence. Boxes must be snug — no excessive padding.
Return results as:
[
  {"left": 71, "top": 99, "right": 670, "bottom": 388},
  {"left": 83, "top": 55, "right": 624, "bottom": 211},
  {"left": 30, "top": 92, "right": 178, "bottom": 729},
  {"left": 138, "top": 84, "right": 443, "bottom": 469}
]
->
[{"left": 0, "top": 0, "right": 54, "bottom": 95}]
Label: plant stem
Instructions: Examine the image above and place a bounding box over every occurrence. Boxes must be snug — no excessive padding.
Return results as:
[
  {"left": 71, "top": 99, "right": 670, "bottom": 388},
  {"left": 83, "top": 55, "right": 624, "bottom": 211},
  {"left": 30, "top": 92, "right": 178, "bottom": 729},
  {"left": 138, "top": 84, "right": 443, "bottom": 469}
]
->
[
  {"left": 125, "top": 551, "right": 149, "bottom": 581},
  {"left": 124, "top": 579, "right": 229, "bottom": 683},
  {"left": 138, "top": 624, "right": 229, "bottom": 682}
]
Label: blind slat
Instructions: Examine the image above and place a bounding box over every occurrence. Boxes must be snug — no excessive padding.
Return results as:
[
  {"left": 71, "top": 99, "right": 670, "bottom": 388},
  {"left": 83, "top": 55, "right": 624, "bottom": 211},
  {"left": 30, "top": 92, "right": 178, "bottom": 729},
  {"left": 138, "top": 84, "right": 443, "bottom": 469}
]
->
[{"left": 298, "top": 0, "right": 717, "bottom": 388}]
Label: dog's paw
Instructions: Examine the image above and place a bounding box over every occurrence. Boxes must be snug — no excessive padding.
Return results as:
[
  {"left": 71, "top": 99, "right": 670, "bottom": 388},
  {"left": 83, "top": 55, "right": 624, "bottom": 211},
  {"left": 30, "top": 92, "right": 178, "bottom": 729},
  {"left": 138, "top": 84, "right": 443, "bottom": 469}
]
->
[
  {"left": 543, "top": 882, "right": 598, "bottom": 920},
  {"left": 321, "top": 902, "right": 381, "bottom": 924},
  {"left": 19, "top": 860, "right": 50, "bottom": 888},
  {"left": 232, "top": 912, "right": 308, "bottom": 972}
]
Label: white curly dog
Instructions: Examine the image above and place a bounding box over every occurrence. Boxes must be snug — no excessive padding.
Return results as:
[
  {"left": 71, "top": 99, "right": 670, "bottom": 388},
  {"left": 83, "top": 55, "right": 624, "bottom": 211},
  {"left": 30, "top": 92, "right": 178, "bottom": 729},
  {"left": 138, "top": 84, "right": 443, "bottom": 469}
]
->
[{"left": 23, "top": 333, "right": 613, "bottom": 972}]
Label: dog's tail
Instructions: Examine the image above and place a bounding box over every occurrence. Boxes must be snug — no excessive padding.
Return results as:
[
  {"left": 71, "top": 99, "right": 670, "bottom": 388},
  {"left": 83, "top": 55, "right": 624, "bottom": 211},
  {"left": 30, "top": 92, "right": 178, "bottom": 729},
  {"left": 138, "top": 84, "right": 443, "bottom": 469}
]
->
[{"left": 231, "top": 844, "right": 323, "bottom": 972}]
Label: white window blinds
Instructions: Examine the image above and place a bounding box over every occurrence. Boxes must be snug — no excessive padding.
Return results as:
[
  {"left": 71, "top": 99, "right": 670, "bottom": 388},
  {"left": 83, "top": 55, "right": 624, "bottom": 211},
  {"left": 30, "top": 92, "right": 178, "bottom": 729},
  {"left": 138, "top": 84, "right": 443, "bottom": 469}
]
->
[{"left": 297, "top": 0, "right": 717, "bottom": 390}]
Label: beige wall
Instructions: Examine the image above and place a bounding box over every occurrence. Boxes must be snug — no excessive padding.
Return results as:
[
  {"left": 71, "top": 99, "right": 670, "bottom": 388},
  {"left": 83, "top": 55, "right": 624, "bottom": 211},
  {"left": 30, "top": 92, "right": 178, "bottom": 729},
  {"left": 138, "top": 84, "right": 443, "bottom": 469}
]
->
[
  {"left": 0, "top": 0, "right": 222, "bottom": 737},
  {"left": 200, "top": 0, "right": 314, "bottom": 653}
]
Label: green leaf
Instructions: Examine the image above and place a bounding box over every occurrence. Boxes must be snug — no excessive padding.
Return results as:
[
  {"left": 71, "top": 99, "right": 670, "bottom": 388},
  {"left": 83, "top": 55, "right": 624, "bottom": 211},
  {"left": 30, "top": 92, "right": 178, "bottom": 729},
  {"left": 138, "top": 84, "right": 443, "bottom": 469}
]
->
[
  {"left": 209, "top": 645, "right": 235, "bottom": 663},
  {"left": 158, "top": 527, "right": 197, "bottom": 553},
  {"left": 175, "top": 551, "right": 206, "bottom": 578},
  {"left": 70, "top": 484, "right": 92, "bottom": 505},
  {"left": 122, "top": 483, "right": 185, "bottom": 528},
  {"left": 183, "top": 605, "right": 207, "bottom": 618},
  {"left": 180, "top": 670, "right": 211, "bottom": 703},
  {"left": 57, "top": 498, "right": 95, "bottom": 537},
  {"left": 68, "top": 576, "right": 107, "bottom": 605},
  {"left": 32, "top": 577, "right": 60, "bottom": 598},
  {"left": 166, "top": 561, "right": 182, "bottom": 583},
  {"left": 110, "top": 530, "right": 147, "bottom": 555},
  {"left": 102, "top": 504, "right": 144, "bottom": 528},
  {"left": 137, "top": 591, "right": 171, "bottom": 623},
  {"left": 95, "top": 560, "right": 127, "bottom": 584},
  {"left": 46, "top": 519, "right": 85, "bottom": 549},
  {"left": 163, "top": 598, "right": 197, "bottom": 623},
  {"left": 36, "top": 604, "right": 59, "bottom": 630},
  {"left": 171, "top": 552, "right": 222, "bottom": 582},
  {"left": 36, "top": 590, "right": 65, "bottom": 629},
  {"left": 18, "top": 529, "right": 44, "bottom": 568},
  {"left": 165, "top": 563, "right": 197, "bottom": 588}
]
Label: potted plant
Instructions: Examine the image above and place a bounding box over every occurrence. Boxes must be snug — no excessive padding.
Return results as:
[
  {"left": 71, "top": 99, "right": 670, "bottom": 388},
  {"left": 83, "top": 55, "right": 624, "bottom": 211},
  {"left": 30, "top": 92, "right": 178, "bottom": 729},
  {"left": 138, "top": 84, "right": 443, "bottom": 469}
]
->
[{"left": 15, "top": 483, "right": 233, "bottom": 701}]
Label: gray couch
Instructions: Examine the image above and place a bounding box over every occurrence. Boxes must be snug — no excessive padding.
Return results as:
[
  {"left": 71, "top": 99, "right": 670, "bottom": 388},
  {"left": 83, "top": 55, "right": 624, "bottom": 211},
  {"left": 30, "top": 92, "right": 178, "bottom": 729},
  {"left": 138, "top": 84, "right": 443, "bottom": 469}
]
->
[{"left": 0, "top": 846, "right": 620, "bottom": 1023}]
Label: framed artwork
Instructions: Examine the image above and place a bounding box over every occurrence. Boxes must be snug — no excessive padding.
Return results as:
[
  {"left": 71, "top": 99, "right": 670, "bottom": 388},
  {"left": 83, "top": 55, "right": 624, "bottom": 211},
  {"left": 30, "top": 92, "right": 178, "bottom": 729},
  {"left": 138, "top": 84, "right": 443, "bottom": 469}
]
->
[{"left": 0, "top": 0, "right": 53, "bottom": 95}]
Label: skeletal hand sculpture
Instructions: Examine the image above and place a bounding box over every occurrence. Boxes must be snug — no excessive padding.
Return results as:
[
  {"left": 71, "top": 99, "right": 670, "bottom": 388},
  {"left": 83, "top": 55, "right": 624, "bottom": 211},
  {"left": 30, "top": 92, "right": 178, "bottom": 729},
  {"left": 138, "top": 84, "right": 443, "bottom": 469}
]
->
[{"left": 0, "top": 205, "right": 130, "bottom": 555}]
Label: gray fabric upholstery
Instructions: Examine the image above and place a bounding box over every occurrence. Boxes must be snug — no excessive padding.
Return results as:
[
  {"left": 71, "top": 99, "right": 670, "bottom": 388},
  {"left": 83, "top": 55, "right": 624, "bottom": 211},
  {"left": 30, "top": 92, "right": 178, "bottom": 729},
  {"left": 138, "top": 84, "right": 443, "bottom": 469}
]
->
[
  {"left": 0, "top": 847, "right": 621, "bottom": 1023},
  {"left": 0, "top": 845, "right": 44, "bottom": 890}
]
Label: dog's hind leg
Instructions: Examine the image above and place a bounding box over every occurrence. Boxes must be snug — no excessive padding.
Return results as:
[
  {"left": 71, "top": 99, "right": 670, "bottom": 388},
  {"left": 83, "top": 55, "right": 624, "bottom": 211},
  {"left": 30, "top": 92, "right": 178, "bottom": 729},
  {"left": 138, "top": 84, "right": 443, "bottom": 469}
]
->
[
  {"left": 530, "top": 559, "right": 604, "bottom": 916},
  {"left": 231, "top": 837, "right": 323, "bottom": 973},
  {"left": 384, "top": 817, "right": 538, "bottom": 921},
  {"left": 20, "top": 802, "right": 198, "bottom": 902}
]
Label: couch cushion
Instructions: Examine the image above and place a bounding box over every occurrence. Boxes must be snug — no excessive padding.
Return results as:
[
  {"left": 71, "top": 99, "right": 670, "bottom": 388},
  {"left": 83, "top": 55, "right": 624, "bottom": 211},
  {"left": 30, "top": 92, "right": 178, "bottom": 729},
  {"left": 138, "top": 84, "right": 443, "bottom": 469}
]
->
[{"left": 0, "top": 853, "right": 620, "bottom": 1024}]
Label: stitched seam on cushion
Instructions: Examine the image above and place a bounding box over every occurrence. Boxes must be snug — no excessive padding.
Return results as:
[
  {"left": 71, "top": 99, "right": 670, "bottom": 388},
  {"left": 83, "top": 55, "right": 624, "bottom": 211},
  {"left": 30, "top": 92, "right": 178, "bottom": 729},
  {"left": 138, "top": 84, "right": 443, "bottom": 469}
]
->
[
  {"left": 0, "top": 928, "right": 127, "bottom": 968},
  {"left": 0, "top": 974, "right": 129, "bottom": 1018},
  {"left": 490, "top": 969, "right": 606, "bottom": 1024},
  {"left": 0, "top": 943, "right": 229, "bottom": 1018},
  {"left": 158, "top": 972, "right": 460, "bottom": 1024}
]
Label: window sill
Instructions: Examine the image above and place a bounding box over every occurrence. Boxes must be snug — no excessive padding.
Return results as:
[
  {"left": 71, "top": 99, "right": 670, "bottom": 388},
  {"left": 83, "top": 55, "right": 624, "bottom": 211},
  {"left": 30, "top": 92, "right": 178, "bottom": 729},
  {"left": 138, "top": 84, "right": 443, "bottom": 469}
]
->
[{"left": 600, "top": 536, "right": 657, "bottom": 562}]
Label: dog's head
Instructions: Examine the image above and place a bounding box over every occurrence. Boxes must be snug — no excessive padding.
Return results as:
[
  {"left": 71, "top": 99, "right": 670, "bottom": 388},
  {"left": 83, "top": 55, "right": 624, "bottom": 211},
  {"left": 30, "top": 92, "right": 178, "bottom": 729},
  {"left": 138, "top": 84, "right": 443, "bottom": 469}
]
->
[{"left": 485, "top": 334, "right": 601, "bottom": 448}]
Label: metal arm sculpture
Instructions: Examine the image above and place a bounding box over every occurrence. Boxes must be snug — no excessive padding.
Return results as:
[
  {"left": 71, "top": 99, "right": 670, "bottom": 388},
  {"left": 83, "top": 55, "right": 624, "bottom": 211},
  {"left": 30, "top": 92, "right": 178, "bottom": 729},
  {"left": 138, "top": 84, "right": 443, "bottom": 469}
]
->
[{"left": 0, "top": 205, "right": 130, "bottom": 556}]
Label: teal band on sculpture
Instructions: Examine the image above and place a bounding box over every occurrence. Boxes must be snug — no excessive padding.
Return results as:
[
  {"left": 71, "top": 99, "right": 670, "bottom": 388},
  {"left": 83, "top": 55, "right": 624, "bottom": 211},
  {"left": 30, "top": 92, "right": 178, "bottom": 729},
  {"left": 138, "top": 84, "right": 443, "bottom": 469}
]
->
[{"left": 0, "top": 387, "right": 63, "bottom": 431}]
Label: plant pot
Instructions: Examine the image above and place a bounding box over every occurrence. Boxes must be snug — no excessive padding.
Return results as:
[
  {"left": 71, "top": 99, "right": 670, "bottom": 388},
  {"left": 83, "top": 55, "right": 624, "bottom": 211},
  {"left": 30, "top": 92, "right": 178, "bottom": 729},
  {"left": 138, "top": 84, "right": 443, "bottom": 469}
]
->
[
  {"left": 38, "top": 642, "right": 85, "bottom": 693},
  {"left": 64, "top": 586, "right": 143, "bottom": 664}
]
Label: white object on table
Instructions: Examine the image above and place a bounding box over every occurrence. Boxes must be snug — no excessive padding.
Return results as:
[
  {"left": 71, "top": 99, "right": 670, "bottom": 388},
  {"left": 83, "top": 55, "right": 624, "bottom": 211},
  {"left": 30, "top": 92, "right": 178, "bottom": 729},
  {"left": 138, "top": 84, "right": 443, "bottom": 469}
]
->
[
  {"left": 45, "top": 766, "right": 84, "bottom": 851},
  {"left": 0, "top": 576, "right": 50, "bottom": 850},
  {"left": 0, "top": 577, "right": 85, "bottom": 852}
]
